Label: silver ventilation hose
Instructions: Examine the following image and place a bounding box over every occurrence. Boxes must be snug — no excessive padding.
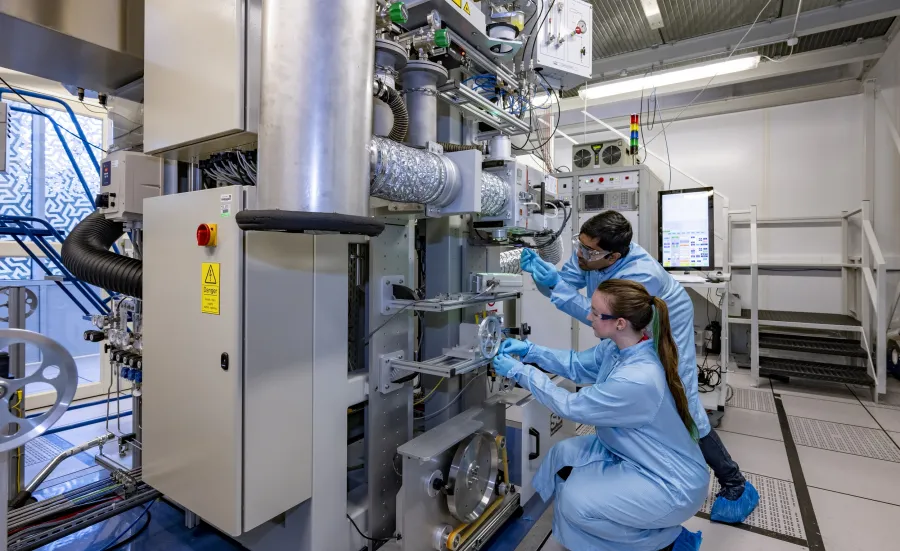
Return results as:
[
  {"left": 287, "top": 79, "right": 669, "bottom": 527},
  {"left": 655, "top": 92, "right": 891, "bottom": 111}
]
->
[
  {"left": 369, "top": 136, "right": 460, "bottom": 207},
  {"left": 481, "top": 172, "right": 509, "bottom": 216},
  {"left": 499, "top": 249, "right": 523, "bottom": 274},
  {"left": 533, "top": 234, "right": 563, "bottom": 265}
]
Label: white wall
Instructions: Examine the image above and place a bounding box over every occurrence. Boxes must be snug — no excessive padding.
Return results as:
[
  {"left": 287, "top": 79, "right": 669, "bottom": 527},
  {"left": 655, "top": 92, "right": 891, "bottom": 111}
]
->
[{"left": 554, "top": 95, "right": 866, "bottom": 314}]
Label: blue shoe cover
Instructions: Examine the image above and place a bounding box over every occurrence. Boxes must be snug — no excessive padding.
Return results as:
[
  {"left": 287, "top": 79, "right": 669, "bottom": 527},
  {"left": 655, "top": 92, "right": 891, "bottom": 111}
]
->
[
  {"left": 710, "top": 481, "right": 759, "bottom": 524},
  {"left": 672, "top": 526, "right": 703, "bottom": 551}
]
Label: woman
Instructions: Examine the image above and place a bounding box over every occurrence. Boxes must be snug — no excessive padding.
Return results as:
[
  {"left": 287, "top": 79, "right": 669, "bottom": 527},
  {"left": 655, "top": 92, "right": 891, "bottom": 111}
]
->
[{"left": 493, "top": 279, "right": 708, "bottom": 551}]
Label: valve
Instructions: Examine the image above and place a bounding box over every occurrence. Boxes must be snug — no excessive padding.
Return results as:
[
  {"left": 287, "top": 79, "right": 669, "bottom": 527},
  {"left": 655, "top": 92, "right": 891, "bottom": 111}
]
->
[
  {"left": 388, "top": 2, "right": 408, "bottom": 24},
  {"left": 120, "top": 366, "right": 131, "bottom": 379},
  {"left": 83, "top": 330, "right": 106, "bottom": 343},
  {"left": 434, "top": 28, "right": 450, "bottom": 49}
]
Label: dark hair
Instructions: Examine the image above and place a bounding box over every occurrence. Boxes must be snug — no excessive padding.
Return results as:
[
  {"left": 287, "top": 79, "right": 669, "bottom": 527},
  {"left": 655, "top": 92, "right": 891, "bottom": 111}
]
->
[
  {"left": 596, "top": 279, "right": 698, "bottom": 440},
  {"left": 580, "top": 211, "right": 633, "bottom": 256}
]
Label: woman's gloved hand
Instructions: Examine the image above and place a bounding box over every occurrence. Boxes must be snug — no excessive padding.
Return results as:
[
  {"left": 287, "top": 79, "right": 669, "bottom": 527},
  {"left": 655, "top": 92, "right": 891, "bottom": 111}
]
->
[
  {"left": 492, "top": 354, "right": 524, "bottom": 378},
  {"left": 499, "top": 339, "right": 532, "bottom": 357}
]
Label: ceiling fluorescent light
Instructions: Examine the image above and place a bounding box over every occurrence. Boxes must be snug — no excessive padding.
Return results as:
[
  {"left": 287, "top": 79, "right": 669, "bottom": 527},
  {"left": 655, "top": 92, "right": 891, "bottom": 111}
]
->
[
  {"left": 641, "top": 0, "right": 664, "bottom": 30},
  {"left": 538, "top": 118, "right": 578, "bottom": 144},
  {"left": 579, "top": 55, "right": 761, "bottom": 101}
]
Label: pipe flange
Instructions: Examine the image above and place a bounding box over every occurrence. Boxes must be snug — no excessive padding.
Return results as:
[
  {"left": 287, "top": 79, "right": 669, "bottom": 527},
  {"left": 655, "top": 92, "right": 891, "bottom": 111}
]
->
[
  {"left": 376, "top": 38, "right": 409, "bottom": 72},
  {"left": 402, "top": 60, "right": 450, "bottom": 88},
  {"left": 429, "top": 154, "right": 461, "bottom": 208},
  {"left": 0, "top": 329, "right": 77, "bottom": 452}
]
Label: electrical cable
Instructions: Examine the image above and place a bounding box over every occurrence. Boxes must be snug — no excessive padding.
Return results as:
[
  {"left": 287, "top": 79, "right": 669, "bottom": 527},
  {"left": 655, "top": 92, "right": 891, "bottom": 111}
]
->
[
  {"left": 414, "top": 378, "right": 445, "bottom": 405},
  {"left": 643, "top": 0, "right": 774, "bottom": 149},
  {"left": 0, "top": 74, "right": 107, "bottom": 153},
  {"left": 416, "top": 371, "right": 485, "bottom": 423},
  {"left": 347, "top": 513, "right": 397, "bottom": 544},
  {"left": 364, "top": 299, "right": 430, "bottom": 345},
  {"left": 100, "top": 511, "right": 153, "bottom": 551},
  {"left": 95, "top": 500, "right": 156, "bottom": 551}
]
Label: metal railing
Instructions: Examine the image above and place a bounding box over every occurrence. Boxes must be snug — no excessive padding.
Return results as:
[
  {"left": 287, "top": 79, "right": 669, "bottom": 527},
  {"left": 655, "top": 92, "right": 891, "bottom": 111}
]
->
[{"left": 726, "top": 201, "right": 888, "bottom": 396}]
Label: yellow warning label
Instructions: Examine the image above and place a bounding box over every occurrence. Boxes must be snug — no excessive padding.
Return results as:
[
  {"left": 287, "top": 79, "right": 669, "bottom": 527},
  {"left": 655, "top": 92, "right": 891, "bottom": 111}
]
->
[
  {"left": 463, "top": 1, "right": 471, "bottom": 14},
  {"left": 451, "top": 0, "right": 461, "bottom": 6},
  {"left": 201, "top": 263, "right": 220, "bottom": 315}
]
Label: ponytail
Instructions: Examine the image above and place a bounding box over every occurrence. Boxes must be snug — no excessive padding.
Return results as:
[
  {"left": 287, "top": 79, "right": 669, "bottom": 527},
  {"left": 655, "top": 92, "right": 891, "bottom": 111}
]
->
[
  {"left": 596, "top": 280, "right": 698, "bottom": 440},
  {"left": 652, "top": 296, "right": 698, "bottom": 441}
]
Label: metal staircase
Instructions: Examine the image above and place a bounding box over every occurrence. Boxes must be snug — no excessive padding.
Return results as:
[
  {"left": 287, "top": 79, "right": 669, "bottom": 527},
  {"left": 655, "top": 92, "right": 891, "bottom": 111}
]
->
[{"left": 727, "top": 202, "right": 887, "bottom": 399}]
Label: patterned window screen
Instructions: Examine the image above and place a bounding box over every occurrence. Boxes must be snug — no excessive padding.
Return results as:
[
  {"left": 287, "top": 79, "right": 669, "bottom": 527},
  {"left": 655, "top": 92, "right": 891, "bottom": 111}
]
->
[
  {"left": 0, "top": 100, "right": 103, "bottom": 280},
  {"left": 0, "top": 102, "right": 33, "bottom": 279}
]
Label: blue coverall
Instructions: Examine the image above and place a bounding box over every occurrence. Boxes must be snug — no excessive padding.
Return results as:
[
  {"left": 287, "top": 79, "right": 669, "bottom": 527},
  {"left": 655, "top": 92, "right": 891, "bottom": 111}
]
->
[
  {"left": 505, "top": 340, "right": 709, "bottom": 551},
  {"left": 536, "top": 243, "right": 711, "bottom": 438}
]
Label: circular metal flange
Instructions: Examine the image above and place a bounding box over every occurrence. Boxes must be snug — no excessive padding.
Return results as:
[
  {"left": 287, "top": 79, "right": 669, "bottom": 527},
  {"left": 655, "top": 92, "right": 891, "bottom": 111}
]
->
[
  {"left": 478, "top": 315, "right": 502, "bottom": 359},
  {"left": 447, "top": 432, "right": 500, "bottom": 523},
  {"left": 0, "top": 287, "right": 38, "bottom": 322},
  {"left": 0, "top": 329, "right": 77, "bottom": 452}
]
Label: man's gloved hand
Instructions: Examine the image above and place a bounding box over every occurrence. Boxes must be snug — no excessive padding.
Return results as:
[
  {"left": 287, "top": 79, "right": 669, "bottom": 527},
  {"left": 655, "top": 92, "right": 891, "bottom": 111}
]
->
[
  {"left": 520, "top": 248, "right": 538, "bottom": 272},
  {"left": 499, "top": 339, "right": 532, "bottom": 357},
  {"left": 530, "top": 255, "right": 561, "bottom": 288},
  {"left": 492, "top": 354, "right": 523, "bottom": 378}
]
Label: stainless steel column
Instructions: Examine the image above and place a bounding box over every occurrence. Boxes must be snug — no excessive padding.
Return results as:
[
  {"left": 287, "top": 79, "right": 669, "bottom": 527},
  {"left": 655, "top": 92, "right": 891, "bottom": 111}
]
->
[
  {"left": 257, "top": 0, "right": 375, "bottom": 216},
  {"left": 401, "top": 60, "right": 448, "bottom": 147},
  {"left": 7, "top": 288, "right": 25, "bottom": 502}
]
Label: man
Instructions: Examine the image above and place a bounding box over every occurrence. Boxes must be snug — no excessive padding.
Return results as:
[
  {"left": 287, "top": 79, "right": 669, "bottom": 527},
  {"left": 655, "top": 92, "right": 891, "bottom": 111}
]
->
[{"left": 520, "top": 210, "right": 758, "bottom": 524}]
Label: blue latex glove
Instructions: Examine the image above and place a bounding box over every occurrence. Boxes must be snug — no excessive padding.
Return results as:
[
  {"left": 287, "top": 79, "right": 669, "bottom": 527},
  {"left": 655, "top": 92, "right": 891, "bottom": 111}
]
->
[
  {"left": 531, "top": 255, "right": 561, "bottom": 288},
  {"left": 520, "top": 248, "right": 538, "bottom": 272},
  {"left": 492, "top": 354, "right": 524, "bottom": 378},
  {"left": 499, "top": 338, "right": 532, "bottom": 357}
]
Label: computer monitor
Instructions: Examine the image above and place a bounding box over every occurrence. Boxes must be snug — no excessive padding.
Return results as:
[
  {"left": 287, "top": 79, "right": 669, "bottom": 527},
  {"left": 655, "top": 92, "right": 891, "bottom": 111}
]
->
[{"left": 658, "top": 187, "right": 714, "bottom": 271}]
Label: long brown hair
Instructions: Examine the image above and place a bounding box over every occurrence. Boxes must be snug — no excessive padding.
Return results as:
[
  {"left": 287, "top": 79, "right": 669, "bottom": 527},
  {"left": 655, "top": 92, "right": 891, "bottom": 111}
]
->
[{"left": 596, "top": 279, "right": 698, "bottom": 440}]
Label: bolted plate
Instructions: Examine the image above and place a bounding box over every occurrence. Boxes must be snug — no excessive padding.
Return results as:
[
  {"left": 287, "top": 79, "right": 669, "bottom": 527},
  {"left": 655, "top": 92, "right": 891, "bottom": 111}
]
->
[{"left": 447, "top": 432, "right": 499, "bottom": 523}]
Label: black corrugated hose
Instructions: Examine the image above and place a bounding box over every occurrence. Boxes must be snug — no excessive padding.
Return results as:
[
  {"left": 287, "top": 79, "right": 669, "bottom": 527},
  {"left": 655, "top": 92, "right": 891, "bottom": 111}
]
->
[
  {"left": 61, "top": 211, "right": 142, "bottom": 298},
  {"left": 374, "top": 81, "right": 408, "bottom": 143},
  {"left": 438, "top": 142, "right": 485, "bottom": 153}
]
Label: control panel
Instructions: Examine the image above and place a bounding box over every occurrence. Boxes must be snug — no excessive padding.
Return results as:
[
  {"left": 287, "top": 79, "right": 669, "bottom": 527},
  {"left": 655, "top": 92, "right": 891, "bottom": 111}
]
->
[
  {"left": 97, "top": 151, "right": 163, "bottom": 223},
  {"left": 578, "top": 170, "right": 639, "bottom": 193},
  {"left": 534, "top": 0, "right": 593, "bottom": 87}
]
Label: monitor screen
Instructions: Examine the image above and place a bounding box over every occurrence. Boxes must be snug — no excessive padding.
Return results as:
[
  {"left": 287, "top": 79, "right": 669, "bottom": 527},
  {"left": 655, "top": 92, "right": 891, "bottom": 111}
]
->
[{"left": 658, "top": 187, "right": 714, "bottom": 271}]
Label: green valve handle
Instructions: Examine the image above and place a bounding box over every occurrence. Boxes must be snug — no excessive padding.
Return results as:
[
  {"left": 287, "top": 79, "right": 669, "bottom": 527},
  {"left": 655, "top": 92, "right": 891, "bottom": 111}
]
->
[
  {"left": 434, "top": 28, "right": 450, "bottom": 48},
  {"left": 388, "top": 2, "right": 408, "bottom": 24}
]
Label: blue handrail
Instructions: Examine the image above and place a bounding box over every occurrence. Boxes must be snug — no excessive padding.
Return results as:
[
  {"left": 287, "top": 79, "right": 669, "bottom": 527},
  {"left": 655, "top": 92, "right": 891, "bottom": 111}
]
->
[{"left": 0, "top": 88, "right": 102, "bottom": 174}]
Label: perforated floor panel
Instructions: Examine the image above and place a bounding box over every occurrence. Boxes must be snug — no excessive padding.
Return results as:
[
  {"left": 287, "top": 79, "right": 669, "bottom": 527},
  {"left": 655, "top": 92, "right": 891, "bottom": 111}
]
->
[
  {"left": 575, "top": 423, "right": 595, "bottom": 436},
  {"left": 726, "top": 387, "right": 777, "bottom": 413},
  {"left": 788, "top": 416, "right": 900, "bottom": 462},
  {"left": 702, "top": 471, "right": 806, "bottom": 541},
  {"left": 24, "top": 437, "right": 66, "bottom": 467}
]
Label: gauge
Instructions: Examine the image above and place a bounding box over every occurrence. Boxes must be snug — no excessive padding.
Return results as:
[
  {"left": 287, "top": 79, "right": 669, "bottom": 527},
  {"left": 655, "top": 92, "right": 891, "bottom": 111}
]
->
[{"left": 575, "top": 20, "right": 587, "bottom": 35}]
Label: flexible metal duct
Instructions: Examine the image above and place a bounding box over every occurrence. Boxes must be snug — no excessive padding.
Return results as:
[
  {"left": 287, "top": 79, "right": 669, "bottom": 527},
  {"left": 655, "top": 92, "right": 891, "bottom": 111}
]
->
[
  {"left": 499, "top": 249, "right": 522, "bottom": 274},
  {"left": 480, "top": 172, "right": 509, "bottom": 217},
  {"left": 61, "top": 211, "right": 142, "bottom": 298},
  {"left": 533, "top": 234, "right": 563, "bottom": 265},
  {"left": 369, "top": 136, "right": 460, "bottom": 207}
]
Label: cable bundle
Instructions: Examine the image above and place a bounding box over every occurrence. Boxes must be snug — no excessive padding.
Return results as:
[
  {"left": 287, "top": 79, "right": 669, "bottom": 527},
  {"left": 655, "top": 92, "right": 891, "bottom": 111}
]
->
[{"left": 200, "top": 150, "right": 258, "bottom": 187}]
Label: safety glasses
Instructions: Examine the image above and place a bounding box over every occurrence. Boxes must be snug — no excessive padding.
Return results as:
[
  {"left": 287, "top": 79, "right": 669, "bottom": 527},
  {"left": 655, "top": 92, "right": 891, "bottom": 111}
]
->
[
  {"left": 592, "top": 312, "right": 618, "bottom": 321},
  {"left": 572, "top": 235, "right": 613, "bottom": 262}
]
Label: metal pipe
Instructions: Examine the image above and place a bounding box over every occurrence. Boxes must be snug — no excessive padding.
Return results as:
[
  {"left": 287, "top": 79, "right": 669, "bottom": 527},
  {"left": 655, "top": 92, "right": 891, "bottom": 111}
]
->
[
  {"left": 402, "top": 60, "right": 448, "bottom": 147},
  {"left": 257, "top": 0, "right": 375, "bottom": 216},
  {"left": 10, "top": 434, "right": 115, "bottom": 508}
]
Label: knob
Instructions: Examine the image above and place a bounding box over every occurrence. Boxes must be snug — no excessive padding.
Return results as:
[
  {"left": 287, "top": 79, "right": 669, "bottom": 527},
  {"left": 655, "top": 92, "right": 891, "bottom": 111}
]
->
[
  {"left": 84, "top": 330, "right": 106, "bottom": 343},
  {"left": 434, "top": 28, "right": 450, "bottom": 49},
  {"left": 388, "top": 2, "right": 408, "bottom": 24}
]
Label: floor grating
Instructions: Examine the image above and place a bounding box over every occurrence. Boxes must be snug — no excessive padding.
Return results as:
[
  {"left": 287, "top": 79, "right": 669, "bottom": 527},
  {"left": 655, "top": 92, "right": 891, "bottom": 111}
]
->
[
  {"left": 701, "top": 471, "right": 806, "bottom": 541},
  {"left": 726, "top": 387, "right": 777, "bottom": 413},
  {"left": 788, "top": 416, "right": 900, "bottom": 462},
  {"left": 24, "top": 437, "right": 66, "bottom": 467},
  {"left": 575, "top": 423, "right": 595, "bottom": 436}
]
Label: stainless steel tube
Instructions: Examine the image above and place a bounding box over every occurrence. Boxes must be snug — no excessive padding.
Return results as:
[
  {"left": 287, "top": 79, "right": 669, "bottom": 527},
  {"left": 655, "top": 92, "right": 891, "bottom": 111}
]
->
[
  {"left": 402, "top": 60, "right": 448, "bottom": 147},
  {"left": 257, "top": 0, "right": 375, "bottom": 216},
  {"left": 16, "top": 434, "right": 115, "bottom": 502}
]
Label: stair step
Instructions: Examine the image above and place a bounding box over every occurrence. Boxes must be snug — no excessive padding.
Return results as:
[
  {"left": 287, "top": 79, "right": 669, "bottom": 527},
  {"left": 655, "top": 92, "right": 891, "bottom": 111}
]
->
[
  {"left": 759, "top": 357, "right": 874, "bottom": 386},
  {"left": 735, "top": 309, "right": 861, "bottom": 328},
  {"left": 759, "top": 332, "right": 868, "bottom": 359}
]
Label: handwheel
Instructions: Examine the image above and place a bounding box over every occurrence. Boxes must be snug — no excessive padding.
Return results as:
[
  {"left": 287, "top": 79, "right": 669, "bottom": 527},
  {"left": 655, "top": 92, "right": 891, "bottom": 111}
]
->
[
  {"left": 0, "top": 329, "right": 78, "bottom": 452},
  {"left": 478, "top": 315, "right": 503, "bottom": 359},
  {"left": 0, "top": 287, "right": 38, "bottom": 322}
]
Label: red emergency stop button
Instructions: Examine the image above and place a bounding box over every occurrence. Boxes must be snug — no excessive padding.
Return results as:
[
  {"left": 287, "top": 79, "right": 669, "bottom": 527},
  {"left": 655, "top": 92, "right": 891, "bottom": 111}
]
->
[
  {"left": 599, "top": 177, "right": 605, "bottom": 182},
  {"left": 197, "top": 223, "right": 218, "bottom": 247}
]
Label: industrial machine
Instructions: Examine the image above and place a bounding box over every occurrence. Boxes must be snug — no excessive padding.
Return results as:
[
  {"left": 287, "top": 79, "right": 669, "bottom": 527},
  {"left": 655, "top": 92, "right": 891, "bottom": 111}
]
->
[{"left": 0, "top": 1, "right": 595, "bottom": 550}]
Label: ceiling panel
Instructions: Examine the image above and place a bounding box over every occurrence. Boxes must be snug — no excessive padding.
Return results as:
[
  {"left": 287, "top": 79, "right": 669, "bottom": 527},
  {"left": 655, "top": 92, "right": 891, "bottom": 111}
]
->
[
  {"left": 656, "top": 0, "right": 780, "bottom": 42},
  {"left": 590, "top": 0, "right": 661, "bottom": 58},
  {"left": 782, "top": 0, "right": 845, "bottom": 15}
]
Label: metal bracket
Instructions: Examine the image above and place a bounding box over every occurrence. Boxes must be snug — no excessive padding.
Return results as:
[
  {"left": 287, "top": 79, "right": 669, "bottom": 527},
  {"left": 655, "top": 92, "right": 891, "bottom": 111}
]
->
[
  {"left": 379, "top": 275, "right": 407, "bottom": 315},
  {"left": 379, "top": 350, "right": 410, "bottom": 395}
]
